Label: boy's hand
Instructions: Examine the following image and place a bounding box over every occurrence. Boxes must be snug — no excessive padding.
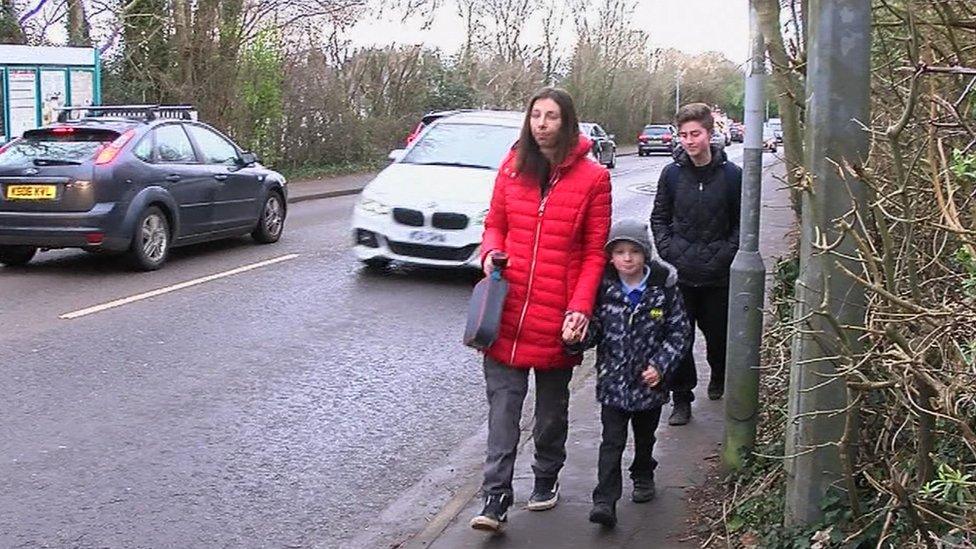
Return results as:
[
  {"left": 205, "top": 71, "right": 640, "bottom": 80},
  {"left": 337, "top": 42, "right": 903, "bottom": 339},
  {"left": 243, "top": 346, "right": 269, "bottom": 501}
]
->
[
  {"left": 562, "top": 325, "right": 584, "bottom": 344},
  {"left": 642, "top": 365, "right": 662, "bottom": 387}
]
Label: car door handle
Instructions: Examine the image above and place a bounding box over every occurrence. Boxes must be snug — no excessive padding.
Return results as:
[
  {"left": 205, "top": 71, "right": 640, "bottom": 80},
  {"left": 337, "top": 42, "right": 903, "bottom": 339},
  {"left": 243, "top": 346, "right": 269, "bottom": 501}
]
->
[
  {"left": 165, "top": 174, "right": 181, "bottom": 182},
  {"left": 213, "top": 174, "right": 229, "bottom": 181}
]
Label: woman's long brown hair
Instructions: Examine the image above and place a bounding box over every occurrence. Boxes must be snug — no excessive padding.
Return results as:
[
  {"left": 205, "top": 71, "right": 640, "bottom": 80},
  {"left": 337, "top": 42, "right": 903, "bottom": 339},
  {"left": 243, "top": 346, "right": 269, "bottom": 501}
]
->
[{"left": 515, "top": 87, "right": 580, "bottom": 185}]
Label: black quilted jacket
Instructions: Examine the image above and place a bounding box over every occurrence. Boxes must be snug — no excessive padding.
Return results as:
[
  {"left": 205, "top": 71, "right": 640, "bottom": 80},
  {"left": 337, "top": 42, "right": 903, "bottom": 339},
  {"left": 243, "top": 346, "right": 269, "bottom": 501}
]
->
[{"left": 650, "top": 145, "right": 742, "bottom": 287}]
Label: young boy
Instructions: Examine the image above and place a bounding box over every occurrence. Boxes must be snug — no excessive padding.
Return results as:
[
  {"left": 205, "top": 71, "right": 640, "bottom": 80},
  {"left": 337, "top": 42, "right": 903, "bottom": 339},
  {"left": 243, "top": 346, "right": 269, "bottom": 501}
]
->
[{"left": 564, "top": 218, "right": 692, "bottom": 528}]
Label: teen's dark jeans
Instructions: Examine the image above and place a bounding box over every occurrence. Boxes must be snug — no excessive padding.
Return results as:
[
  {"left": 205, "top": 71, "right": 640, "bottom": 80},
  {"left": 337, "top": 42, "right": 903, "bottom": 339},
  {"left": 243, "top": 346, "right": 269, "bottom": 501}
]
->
[{"left": 670, "top": 284, "right": 729, "bottom": 403}]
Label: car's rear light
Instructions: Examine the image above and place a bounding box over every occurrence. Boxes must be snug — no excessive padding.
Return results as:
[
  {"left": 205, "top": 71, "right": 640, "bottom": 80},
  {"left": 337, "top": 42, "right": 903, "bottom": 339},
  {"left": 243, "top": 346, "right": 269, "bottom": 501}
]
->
[
  {"left": 85, "top": 233, "right": 104, "bottom": 245},
  {"left": 0, "top": 139, "right": 15, "bottom": 155},
  {"left": 94, "top": 129, "right": 135, "bottom": 165},
  {"left": 51, "top": 127, "right": 75, "bottom": 134},
  {"left": 662, "top": 134, "right": 672, "bottom": 142}
]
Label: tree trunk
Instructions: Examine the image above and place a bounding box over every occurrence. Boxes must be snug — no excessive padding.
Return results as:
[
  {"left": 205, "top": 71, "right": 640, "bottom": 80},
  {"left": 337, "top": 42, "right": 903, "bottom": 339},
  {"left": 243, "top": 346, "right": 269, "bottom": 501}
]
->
[
  {"left": 756, "top": 0, "right": 804, "bottom": 214},
  {"left": 67, "top": 0, "right": 91, "bottom": 46}
]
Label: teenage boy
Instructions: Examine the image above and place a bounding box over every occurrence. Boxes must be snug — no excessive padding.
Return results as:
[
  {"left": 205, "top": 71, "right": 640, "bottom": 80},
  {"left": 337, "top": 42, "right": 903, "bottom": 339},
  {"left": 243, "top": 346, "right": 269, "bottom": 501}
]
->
[{"left": 650, "top": 102, "right": 742, "bottom": 426}]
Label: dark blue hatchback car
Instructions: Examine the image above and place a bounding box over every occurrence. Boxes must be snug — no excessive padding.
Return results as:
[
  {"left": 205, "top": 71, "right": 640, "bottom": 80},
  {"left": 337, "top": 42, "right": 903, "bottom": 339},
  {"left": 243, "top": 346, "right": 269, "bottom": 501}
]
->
[{"left": 0, "top": 105, "right": 287, "bottom": 270}]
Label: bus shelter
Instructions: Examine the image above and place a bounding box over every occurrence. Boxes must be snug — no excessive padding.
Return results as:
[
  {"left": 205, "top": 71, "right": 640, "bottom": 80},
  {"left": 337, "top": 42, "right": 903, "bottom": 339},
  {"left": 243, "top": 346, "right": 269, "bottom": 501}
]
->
[{"left": 0, "top": 44, "right": 101, "bottom": 142}]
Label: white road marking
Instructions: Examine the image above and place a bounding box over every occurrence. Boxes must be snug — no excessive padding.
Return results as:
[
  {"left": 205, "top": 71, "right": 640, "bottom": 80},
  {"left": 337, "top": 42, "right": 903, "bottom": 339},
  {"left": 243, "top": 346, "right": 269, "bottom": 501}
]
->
[
  {"left": 59, "top": 253, "right": 301, "bottom": 320},
  {"left": 627, "top": 183, "right": 656, "bottom": 196}
]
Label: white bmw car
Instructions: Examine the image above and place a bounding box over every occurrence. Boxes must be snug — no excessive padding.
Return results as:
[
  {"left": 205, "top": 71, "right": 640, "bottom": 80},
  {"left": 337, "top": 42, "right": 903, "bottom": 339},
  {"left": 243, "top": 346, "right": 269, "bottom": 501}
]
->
[{"left": 351, "top": 110, "right": 523, "bottom": 270}]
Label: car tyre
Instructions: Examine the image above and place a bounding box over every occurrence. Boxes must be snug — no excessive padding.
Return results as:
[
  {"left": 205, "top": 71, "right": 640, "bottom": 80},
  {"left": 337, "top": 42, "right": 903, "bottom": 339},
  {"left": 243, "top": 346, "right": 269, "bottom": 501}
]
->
[
  {"left": 252, "top": 191, "right": 285, "bottom": 244},
  {"left": 0, "top": 245, "right": 37, "bottom": 267},
  {"left": 607, "top": 151, "right": 616, "bottom": 169},
  {"left": 362, "top": 257, "right": 392, "bottom": 271},
  {"left": 128, "top": 206, "right": 170, "bottom": 271}
]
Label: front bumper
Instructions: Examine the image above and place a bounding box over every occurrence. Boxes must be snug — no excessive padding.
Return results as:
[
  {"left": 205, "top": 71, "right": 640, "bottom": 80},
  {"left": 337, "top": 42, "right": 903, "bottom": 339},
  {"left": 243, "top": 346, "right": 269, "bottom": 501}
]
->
[
  {"left": 638, "top": 143, "right": 672, "bottom": 153},
  {"left": 351, "top": 208, "right": 483, "bottom": 269},
  {"left": 0, "top": 201, "right": 130, "bottom": 250}
]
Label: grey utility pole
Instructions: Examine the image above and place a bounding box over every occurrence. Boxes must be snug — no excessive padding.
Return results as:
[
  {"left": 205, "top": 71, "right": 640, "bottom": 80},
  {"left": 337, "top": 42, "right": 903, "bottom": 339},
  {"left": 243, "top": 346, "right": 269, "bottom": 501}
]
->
[
  {"left": 784, "top": 0, "right": 871, "bottom": 525},
  {"left": 674, "top": 70, "right": 681, "bottom": 115},
  {"left": 723, "top": 3, "right": 766, "bottom": 471}
]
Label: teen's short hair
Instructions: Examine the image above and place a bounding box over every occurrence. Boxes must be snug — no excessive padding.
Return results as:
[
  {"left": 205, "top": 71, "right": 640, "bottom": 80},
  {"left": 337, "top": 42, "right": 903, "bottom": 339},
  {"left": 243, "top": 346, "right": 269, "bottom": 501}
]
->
[{"left": 675, "top": 103, "right": 714, "bottom": 133}]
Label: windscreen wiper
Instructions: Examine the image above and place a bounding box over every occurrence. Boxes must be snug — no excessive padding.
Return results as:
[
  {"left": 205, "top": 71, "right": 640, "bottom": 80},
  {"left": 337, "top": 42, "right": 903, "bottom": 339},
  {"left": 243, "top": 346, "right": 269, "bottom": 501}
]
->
[{"left": 414, "top": 161, "right": 492, "bottom": 170}]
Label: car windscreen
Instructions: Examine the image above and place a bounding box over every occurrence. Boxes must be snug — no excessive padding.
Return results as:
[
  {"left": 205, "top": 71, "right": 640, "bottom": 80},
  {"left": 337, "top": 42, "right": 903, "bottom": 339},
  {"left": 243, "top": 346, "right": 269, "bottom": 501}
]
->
[
  {"left": 0, "top": 129, "right": 119, "bottom": 167},
  {"left": 401, "top": 122, "right": 519, "bottom": 170},
  {"left": 643, "top": 126, "right": 669, "bottom": 135}
]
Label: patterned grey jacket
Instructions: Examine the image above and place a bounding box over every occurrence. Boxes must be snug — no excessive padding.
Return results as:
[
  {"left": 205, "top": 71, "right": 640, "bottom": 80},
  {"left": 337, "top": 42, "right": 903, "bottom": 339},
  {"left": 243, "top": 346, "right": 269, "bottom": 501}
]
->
[{"left": 570, "top": 261, "right": 692, "bottom": 411}]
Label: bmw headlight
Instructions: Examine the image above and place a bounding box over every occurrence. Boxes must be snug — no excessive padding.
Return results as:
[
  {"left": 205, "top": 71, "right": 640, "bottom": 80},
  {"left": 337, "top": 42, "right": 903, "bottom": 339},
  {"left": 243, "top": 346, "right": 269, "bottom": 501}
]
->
[
  {"left": 474, "top": 208, "right": 490, "bottom": 225},
  {"left": 359, "top": 197, "right": 391, "bottom": 216}
]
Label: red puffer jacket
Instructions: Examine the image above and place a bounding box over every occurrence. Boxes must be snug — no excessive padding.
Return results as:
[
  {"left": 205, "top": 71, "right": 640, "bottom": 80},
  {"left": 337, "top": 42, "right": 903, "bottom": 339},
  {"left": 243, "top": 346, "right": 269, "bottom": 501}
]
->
[{"left": 481, "top": 136, "right": 612, "bottom": 369}]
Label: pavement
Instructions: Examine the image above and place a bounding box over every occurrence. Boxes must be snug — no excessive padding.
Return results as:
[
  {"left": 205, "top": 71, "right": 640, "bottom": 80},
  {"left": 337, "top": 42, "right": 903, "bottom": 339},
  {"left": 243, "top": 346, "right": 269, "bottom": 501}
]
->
[{"left": 395, "top": 156, "right": 796, "bottom": 549}]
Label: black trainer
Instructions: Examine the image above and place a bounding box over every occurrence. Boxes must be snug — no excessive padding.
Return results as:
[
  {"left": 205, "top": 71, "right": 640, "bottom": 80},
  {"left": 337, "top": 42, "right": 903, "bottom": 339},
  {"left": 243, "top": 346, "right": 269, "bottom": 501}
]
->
[
  {"left": 588, "top": 501, "right": 617, "bottom": 528},
  {"left": 632, "top": 476, "right": 656, "bottom": 503},
  {"left": 668, "top": 400, "right": 691, "bottom": 425},
  {"left": 526, "top": 478, "right": 559, "bottom": 511},
  {"left": 708, "top": 378, "right": 724, "bottom": 400},
  {"left": 470, "top": 493, "right": 512, "bottom": 532}
]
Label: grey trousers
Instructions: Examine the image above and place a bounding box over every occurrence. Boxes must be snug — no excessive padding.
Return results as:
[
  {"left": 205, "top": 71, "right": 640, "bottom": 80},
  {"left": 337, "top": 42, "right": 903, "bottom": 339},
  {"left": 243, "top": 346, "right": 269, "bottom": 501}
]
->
[{"left": 482, "top": 355, "right": 573, "bottom": 497}]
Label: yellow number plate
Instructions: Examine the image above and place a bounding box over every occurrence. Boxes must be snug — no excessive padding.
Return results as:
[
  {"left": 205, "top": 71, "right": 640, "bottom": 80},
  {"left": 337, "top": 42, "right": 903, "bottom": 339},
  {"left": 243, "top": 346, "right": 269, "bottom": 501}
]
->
[{"left": 6, "top": 185, "right": 57, "bottom": 200}]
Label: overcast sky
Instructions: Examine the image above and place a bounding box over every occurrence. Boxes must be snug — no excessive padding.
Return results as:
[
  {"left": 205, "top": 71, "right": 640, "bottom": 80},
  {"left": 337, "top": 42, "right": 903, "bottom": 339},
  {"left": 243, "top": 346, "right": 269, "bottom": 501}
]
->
[{"left": 351, "top": 0, "right": 749, "bottom": 64}]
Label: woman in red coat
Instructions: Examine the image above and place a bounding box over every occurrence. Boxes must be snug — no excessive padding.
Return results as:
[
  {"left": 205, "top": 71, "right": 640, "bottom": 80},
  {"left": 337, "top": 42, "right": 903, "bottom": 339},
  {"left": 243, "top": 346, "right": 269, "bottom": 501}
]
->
[{"left": 470, "top": 87, "right": 612, "bottom": 532}]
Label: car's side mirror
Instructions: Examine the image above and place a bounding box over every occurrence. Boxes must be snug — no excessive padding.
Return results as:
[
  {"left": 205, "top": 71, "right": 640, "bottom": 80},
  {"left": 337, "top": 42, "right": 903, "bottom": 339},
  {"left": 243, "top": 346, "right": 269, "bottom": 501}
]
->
[
  {"left": 238, "top": 151, "right": 258, "bottom": 166},
  {"left": 388, "top": 149, "right": 406, "bottom": 162}
]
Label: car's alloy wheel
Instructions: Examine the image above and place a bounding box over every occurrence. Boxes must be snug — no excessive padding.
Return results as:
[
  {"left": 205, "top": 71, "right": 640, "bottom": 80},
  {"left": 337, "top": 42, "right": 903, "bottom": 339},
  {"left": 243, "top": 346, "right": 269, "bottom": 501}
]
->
[
  {"left": 142, "top": 214, "right": 168, "bottom": 261},
  {"left": 252, "top": 191, "right": 285, "bottom": 244},
  {"left": 128, "top": 206, "right": 170, "bottom": 271},
  {"left": 0, "top": 245, "right": 37, "bottom": 267}
]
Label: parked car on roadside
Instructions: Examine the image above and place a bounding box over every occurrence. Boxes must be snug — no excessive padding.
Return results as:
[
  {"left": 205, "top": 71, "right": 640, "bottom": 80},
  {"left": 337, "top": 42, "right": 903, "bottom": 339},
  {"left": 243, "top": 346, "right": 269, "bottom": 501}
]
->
[
  {"left": 637, "top": 124, "right": 675, "bottom": 156},
  {"left": 0, "top": 105, "right": 287, "bottom": 270},
  {"left": 710, "top": 129, "right": 727, "bottom": 150},
  {"left": 352, "top": 110, "right": 522, "bottom": 271},
  {"left": 405, "top": 110, "right": 464, "bottom": 145},
  {"left": 730, "top": 123, "right": 744, "bottom": 143},
  {"left": 762, "top": 123, "right": 778, "bottom": 153},
  {"left": 767, "top": 117, "right": 783, "bottom": 143},
  {"left": 579, "top": 122, "right": 616, "bottom": 169}
]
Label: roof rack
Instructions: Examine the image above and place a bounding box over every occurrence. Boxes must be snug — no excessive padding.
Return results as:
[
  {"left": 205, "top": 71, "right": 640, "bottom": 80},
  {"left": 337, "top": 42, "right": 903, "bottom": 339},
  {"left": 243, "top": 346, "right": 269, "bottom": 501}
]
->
[{"left": 56, "top": 105, "right": 198, "bottom": 123}]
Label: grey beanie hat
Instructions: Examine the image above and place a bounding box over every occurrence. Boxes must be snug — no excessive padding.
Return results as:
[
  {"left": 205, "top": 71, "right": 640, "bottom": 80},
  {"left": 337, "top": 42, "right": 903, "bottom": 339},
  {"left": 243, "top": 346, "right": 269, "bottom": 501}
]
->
[{"left": 605, "top": 218, "right": 655, "bottom": 258}]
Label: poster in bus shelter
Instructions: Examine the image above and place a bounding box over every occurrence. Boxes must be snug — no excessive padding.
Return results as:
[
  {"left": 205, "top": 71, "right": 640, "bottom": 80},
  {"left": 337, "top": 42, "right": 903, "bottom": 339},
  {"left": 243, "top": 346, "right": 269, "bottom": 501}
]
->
[
  {"left": 69, "top": 70, "right": 93, "bottom": 108},
  {"left": 8, "top": 70, "right": 37, "bottom": 138},
  {"left": 41, "top": 70, "right": 66, "bottom": 125}
]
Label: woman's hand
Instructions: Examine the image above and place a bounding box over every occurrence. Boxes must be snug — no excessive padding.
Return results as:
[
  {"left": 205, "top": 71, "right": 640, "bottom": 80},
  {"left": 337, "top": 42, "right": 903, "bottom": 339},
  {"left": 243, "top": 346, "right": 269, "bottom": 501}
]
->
[
  {"left": 642, "top": 365, "right": 662, "bottom": 387},
  {"left": 483, "top": 252, "right": 510, "bottom": 277},
  {"left": 562, "top": 312, "right": 589, "bottom": 342}
]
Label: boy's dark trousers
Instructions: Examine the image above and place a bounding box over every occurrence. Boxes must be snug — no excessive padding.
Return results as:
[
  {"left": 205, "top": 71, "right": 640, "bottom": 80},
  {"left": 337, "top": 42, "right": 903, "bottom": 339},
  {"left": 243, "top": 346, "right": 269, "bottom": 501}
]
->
[
  {"left": 670, "top": 284, "right": 729, "bottom": 403},
  {"left": 592, "top": 404, "right": 663, "bottom": 504}
]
